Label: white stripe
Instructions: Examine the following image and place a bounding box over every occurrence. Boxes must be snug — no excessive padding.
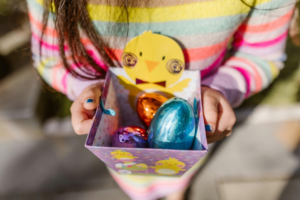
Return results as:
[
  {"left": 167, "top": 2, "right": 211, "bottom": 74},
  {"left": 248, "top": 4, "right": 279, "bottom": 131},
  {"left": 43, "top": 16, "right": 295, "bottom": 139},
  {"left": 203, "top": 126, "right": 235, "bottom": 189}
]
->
[
  {"left": 235, "top": 40, "right": 287, "bottom": 60},
  {"left": 239, "top": 24, "right": 289, "bottom": 43}
]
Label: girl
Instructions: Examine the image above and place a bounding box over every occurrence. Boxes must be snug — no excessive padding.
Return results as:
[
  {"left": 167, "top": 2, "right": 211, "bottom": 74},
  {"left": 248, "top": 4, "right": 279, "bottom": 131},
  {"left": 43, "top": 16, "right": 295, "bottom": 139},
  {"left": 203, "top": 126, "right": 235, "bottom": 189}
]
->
[{"left": 26, "top": 0, "right": 296, "bottom": 199}]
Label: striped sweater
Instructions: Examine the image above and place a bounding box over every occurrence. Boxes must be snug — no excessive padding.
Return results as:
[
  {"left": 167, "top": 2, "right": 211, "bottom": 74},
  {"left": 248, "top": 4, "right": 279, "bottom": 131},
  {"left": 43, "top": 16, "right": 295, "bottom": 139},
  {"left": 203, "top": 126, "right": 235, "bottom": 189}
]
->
[
  {"left": 27, "top": 0, "right": 295, "bottom": 107},
  {"left": 26, "top": 1, "right": 296, "bottom": 199}
]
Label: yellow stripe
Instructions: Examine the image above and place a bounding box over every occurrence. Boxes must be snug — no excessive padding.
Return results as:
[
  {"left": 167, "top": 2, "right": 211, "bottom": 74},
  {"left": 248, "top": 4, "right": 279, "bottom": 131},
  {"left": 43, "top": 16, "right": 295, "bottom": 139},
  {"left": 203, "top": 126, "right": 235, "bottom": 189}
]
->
[
  {"left": 35, "top": 0, "right": 43, "bottom": 5},
  {"left": 87, "top": 0, "right": 273, "bottom": 22},
  {"left": 37, "top": 57, "right": 55, "bottom": 75},
  {"left": 34, "top": 0, "right": 55, "bottom": 12},
  {"left": 35, "top": 0, "right": 273, "bottom": 23},
  {"left": 269, "top": 62, "right": 280, "bottom": 79}
]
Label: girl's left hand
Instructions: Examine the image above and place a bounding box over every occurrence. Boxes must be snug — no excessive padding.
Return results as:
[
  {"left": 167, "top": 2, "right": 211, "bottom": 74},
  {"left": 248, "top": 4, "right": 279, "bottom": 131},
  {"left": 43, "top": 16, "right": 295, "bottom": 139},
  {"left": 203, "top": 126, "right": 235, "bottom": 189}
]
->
[{"left": 201, "top": 86, "right": 236, "bottom": 143}]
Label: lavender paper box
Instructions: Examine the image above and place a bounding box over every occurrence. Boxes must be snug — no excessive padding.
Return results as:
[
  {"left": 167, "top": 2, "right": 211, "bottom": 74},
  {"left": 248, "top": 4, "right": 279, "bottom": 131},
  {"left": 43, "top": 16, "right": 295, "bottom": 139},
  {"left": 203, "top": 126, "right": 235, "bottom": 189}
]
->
[{"left": 85, "top": 68, "right": 208, "bottom": 177}]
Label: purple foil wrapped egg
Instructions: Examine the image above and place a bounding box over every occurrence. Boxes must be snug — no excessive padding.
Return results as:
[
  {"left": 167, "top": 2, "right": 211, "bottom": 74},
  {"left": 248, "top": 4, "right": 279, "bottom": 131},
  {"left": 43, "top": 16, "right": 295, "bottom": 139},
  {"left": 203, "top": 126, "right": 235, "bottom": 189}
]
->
[{"left": 111, "top": 126, "right": 148, "bottom": 148}]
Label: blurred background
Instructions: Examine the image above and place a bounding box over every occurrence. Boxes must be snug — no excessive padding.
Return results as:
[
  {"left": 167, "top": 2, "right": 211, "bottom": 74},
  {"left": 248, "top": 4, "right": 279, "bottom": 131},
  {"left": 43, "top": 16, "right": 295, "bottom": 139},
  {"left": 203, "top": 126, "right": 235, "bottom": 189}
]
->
[{"left": 1, "top": 1, "right": 300, "bottom": 200}]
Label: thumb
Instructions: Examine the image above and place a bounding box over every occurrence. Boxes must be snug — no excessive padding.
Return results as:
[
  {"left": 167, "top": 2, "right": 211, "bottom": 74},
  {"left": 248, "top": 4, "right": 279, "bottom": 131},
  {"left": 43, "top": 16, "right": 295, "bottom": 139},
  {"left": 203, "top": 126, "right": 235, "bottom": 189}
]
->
[
  {"left": 83, "top": 84, "right": 102, "bottom": 110},
  {"left": 202, "top": 96, "right": 219, "bottom": 135}
]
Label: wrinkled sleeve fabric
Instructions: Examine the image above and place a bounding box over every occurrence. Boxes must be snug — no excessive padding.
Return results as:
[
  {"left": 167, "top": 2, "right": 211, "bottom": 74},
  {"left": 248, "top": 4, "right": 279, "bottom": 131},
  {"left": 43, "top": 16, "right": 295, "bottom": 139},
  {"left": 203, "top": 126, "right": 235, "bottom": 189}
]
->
[
  {"left": 27, "top": 0, "right": 106, "bottom": 101},
  {"left": 201, "top": 1, "right": 296, "bottom": 107}
]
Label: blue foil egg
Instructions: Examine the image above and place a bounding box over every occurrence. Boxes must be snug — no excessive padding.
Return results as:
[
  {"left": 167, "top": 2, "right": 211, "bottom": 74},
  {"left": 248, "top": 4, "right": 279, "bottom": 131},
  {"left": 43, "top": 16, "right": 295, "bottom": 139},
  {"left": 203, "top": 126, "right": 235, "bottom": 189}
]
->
[{"left": 148, "top": 97, "right": 196, "bottom": 150}]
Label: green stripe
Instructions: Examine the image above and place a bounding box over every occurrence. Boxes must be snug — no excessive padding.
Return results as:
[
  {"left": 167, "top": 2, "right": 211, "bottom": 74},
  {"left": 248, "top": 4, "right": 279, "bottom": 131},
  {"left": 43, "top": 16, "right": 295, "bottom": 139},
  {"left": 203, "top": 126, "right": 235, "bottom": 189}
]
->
[
  {"left": 235, "top": 52, "right": 273, "bottom": 81},
  {"left": 248, "top": 0, "right": 294, "bottom": 16},
  {"left": 92, "top": 14, "right": 247, "bottom": 37}
]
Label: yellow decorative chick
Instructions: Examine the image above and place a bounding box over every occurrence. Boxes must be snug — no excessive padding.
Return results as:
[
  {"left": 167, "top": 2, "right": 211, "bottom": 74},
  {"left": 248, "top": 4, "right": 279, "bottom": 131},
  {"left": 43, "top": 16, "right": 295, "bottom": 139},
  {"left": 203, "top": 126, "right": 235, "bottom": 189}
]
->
[
  {"left": 150, "top": 158, "right": 186, "bottom": 175},
  {"left": 118, "top": 31, "right": 191, "bottom": 109},
  {"left": 111, "top": 150, "right": 137, "bottom": 162}
]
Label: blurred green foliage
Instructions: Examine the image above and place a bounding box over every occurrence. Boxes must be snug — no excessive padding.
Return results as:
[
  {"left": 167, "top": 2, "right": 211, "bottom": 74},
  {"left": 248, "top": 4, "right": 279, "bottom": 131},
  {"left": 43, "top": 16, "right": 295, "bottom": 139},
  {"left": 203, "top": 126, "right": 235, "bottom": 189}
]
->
[
  {"left": 0, "top": 0, "right": 23, "bottom": 16},
  {"left": 37, "top": 85, "right": 73, "bottom": 122}
]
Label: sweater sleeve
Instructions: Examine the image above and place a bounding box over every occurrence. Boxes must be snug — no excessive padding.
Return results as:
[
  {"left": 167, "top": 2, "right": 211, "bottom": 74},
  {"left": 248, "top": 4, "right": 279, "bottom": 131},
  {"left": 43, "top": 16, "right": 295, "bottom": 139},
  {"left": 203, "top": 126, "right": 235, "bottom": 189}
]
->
[
  {"left": 27, "top": 0, "right": 106, "bottom": 101},
  {"left": 201, "top": 1, "right": 295, "bottom": 107}
]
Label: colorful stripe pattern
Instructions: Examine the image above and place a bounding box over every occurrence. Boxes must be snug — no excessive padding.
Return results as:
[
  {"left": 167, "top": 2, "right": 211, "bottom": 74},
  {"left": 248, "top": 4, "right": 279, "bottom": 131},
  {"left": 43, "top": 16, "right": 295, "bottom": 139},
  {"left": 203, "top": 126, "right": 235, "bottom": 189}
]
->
[{"left": 26, "top": 0, "right": 295, "bottom": 198}]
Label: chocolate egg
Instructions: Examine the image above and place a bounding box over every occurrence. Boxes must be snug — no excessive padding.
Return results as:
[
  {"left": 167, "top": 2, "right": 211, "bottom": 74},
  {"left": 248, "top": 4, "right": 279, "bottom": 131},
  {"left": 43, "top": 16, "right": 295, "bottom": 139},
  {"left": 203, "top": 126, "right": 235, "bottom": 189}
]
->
[
  {"left": 148, "top": 97, "right": 196, "bottom": 150},
  {"left": 111, "top": 126, "right": 148, "bottom": 148},
  {"left": 137, "top": 93, "right": 168, "bottom": 127}
]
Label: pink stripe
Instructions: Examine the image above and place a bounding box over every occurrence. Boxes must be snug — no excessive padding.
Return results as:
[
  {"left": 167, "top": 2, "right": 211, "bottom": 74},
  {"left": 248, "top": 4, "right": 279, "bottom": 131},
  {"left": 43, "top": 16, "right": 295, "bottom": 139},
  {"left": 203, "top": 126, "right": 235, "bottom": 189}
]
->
[
  {"left": 28, "top": 12, "right": 57, "bottom": 37},
  {"left": 61, "top": 63, "right": 79, "bottom": 94},
  {"left": 228, "top": 57, "right": 262, "bottom": 92},
  {"left": 33, "top": 38, "right": 108, "bottom": 94},
  {"left": 86, "top": 50, "right": 108, "bottom": 71},
  {"left": 32, "top": 32, "right": 68, "bottom": 51},
  {"left": 33, "top": 34, "right": 107, "bottom": 72},
  {"left": 111, "top": 172, "right": 193, "bottom": 197},
  {"left": 232, "top": 66, "right": 251, "bottom": 98},
  {"left": 31, "top": 41, "right": 60, "bottom": 57},
  {"left": 234, "top": 31, "right": 288, "bottom": 48},
  {"left": 62, "top": 70, "right": 69, "bottom": 94},
  {"left": 201, "top": 49, "right": 226, "bottom": 79},
  {"left": 237, "top": 9, "right": 294, "bottom": 33},
  {"left": 61, "top": 62, "right": 107, "bottom": 94},
  {"left": 60, "top": 51, "right": 108, "bottom": 89}
]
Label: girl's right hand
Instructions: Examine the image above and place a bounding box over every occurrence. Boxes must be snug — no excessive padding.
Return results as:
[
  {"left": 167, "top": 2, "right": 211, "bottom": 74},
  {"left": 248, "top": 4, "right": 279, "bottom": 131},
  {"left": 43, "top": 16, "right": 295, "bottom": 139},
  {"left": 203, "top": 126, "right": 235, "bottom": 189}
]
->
[{"left": 70, "top": 82, "right": 103, "bottom": 135}]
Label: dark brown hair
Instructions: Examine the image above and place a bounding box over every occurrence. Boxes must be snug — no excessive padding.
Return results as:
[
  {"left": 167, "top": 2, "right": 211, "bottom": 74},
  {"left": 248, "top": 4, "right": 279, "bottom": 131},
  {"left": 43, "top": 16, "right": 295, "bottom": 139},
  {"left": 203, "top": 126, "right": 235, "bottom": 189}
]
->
[{"left": 41, "top": 0, "right": 119, "bottom": 80}]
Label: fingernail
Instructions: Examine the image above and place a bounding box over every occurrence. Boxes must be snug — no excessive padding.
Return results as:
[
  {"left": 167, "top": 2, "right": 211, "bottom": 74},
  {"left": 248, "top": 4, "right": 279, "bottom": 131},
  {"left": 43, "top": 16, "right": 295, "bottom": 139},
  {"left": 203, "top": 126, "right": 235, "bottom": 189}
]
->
[
  {"left": 86, "top": 99, "right": 94, "bottom": 103},
  {"left": 205, "top": 125, "right": 214, "bottom": 132}
]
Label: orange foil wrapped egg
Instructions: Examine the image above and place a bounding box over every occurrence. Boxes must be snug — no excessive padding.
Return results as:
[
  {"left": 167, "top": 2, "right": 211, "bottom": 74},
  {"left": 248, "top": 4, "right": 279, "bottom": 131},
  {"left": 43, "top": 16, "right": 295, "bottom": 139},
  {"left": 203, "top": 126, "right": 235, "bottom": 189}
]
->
[{"left": 137, "top": 93, "right": 168, "bottom": 127}]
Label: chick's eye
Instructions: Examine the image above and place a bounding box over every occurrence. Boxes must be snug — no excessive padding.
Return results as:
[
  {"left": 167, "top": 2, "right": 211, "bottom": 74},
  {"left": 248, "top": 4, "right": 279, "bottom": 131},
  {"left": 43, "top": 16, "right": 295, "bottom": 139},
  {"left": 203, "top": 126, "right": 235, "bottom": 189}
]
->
[
  {"left": 140, "top": 52, "right": 142, "bottom": 56},
  {"left": 122, "top": 52, "right": 138, "bottom": 68},
  {"left": 162, "top": 56, "right": 165, "bottom": 60},
  {"left": 166, "top": 59, "right": 183, "bottom": 74}
]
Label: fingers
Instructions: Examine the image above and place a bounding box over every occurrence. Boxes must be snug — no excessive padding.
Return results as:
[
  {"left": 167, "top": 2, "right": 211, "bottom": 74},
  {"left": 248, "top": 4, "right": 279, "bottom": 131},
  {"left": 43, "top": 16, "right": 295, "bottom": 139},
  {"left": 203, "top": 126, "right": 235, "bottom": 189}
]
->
[
  {"left": 71, "top": 83, "right": 103, "bottom": 135},
  {"left": 82, "top": 84, "right": 102, "bottom": 110},
  {"left": 71, "top": 101, "right": 93, "bottom": 135},
  {"left": 207, "top": 130, "right": 231, "bottom": 143},
  {"left": 205, "top": 100, "right": 235, "bottom": 143},
  {"left": 201, "top": 86, "right": 236, "bottom": 144},
  {"left": 217, "top": 98, "right": 236, "bottom": 134},
  {"left": 202, "top": 89, "right": 219, "bottom": 135},
  {"left": 206, "top": 99, "right": 235, "bottom": 143}
]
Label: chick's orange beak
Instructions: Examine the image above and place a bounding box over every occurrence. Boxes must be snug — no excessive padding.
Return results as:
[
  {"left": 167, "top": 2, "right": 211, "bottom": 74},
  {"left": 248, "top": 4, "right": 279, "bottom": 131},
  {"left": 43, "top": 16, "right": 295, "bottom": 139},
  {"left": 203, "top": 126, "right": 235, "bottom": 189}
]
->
[{"left": 145, "top": 60, "right": 159, "bottom": 72}]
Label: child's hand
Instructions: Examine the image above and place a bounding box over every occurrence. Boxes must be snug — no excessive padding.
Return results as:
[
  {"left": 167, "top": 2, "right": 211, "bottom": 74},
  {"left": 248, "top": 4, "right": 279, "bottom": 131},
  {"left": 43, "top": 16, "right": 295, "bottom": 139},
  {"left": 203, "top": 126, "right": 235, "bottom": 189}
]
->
[
  {"left": 70, "top": 82, "right": 103, "bottom": 135},
  {"left": 201, "top": 86, "right": 236, "bottom": 143}
]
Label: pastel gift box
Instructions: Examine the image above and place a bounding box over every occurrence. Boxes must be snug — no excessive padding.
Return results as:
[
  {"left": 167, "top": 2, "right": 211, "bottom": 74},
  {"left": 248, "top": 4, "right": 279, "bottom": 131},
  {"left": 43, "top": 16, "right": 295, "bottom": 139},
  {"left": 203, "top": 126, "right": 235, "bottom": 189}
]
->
[{"left": 85, "top": 68, "right": 208, "bottom": 177}]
